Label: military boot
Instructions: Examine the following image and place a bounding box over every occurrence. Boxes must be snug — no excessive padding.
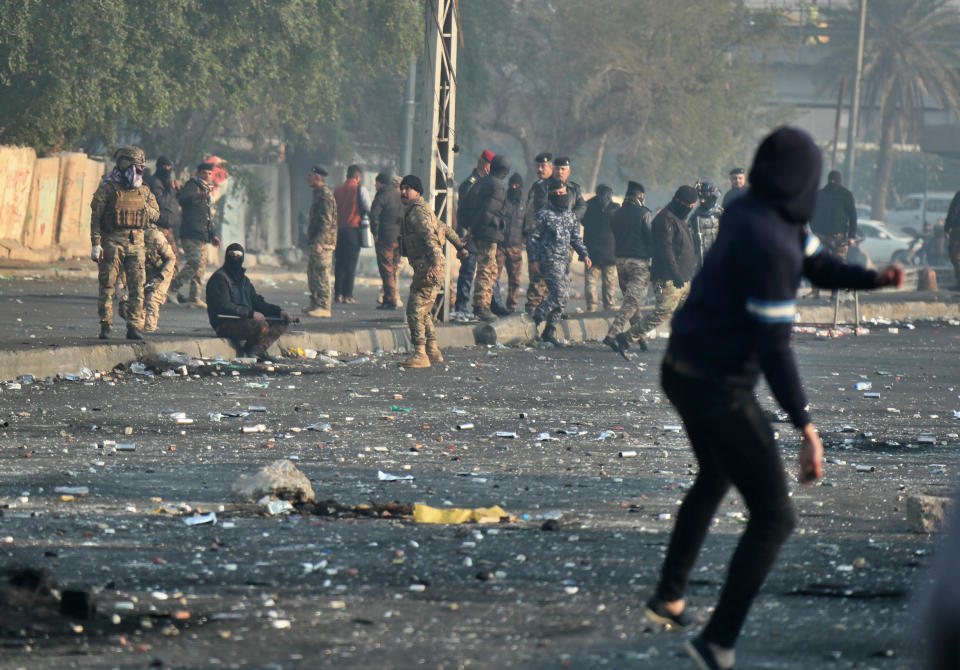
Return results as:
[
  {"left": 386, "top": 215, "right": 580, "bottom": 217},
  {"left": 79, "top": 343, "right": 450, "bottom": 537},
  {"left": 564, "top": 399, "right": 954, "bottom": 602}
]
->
[
  {"left": 541, "top": 324, "right": 563, "bottom": 347},
  {"left": 400, "top": 345, "right": 431, "bottom": 368},
  {"left": 473, "top": 307, "right": 497, "bottom": 323},
  {"left": 126, "top": 325, "right": 144, "bottom": 341},
  {"left": 425, "top": 340, "right": 443, "bottom": 364},
  {"left": 306, "top": 306, "right": 332, "bottom": 318},
  {"left": 615, "top": 332, "right": 633, "bottom": 360},
  {"left": 98, "top": 322, "right": 111, "bottom": 340}
]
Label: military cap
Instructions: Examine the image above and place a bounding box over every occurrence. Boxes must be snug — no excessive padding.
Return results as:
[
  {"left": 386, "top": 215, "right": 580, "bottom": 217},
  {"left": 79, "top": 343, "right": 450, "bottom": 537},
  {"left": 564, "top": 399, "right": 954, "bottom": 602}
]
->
[
  {"left": 114, "top": 146, "right": 146, "bottom": 168},
  {"left": 311, "top": 165, "right": 328, "bottom": 177},
  {"left": 400, "top": 174, "right": 424, "bottom": 194},
  {"left": 729, "top": 167, "right": 745, "bottom": 176},
  {"left": 535, "top": 152, "right": 553, "bottom": 164},
  {"left": 552, "top": 156, "right": 570, "bottom": 167},
  {"left": 627, "top": 180, "right": 645, "bottom": 194}
]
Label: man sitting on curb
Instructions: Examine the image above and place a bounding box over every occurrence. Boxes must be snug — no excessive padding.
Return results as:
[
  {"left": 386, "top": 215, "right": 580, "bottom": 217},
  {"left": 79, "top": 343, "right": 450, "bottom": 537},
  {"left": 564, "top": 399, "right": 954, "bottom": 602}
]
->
[{"left": 206, "top": 243, "right": 292, "bottom": 360}]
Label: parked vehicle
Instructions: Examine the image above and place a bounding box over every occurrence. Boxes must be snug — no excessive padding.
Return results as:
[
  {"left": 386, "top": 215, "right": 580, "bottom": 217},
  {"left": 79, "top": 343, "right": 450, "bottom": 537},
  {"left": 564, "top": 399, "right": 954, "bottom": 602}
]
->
[
  {"left": 885, "top": 191, "right": 954, "bottom": 233},
  {"left": 855, "top": 220, "right": 913, "bottom": 265}
]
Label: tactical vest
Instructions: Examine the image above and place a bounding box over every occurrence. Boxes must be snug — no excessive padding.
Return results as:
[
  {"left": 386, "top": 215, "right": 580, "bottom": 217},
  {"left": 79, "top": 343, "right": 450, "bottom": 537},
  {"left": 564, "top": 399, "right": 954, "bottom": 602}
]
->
[{"left": 114, "top": 189, "right": 149, "bottom": 230}]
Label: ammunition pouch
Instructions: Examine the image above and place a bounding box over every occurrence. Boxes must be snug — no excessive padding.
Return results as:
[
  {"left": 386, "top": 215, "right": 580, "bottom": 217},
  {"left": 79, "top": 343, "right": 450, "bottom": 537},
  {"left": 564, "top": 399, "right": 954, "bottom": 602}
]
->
[{"left": 114, "top": 189, "right": 149, "bottom": 230}]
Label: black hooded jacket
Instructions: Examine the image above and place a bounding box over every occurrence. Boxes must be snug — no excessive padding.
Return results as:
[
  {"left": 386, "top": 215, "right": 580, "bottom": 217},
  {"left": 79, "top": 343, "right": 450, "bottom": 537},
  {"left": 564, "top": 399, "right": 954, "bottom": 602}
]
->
[
  {"left": 582, "top": 186, "right": 619, "bottom": 266},
  {"left": 206, "top": 257, "right": 282, "bottom": 329},
  {"left": 466, "top": 155, "right": 511, "bottom": 243},
  {"left": 810, "top": 181, "right": 857, "bottom": 238},
  {"left": 611, "top": 196, "right": 653, "bottom": 260},
  {"left": 668, "top": 127, "right": 886, "bottom": 429}
]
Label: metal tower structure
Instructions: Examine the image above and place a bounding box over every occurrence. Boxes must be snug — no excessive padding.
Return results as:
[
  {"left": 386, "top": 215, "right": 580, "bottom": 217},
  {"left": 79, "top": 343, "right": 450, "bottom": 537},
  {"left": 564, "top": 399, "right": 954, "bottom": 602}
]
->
[{"left": 421, "top": 0, "right": 460, "bottom": 321}]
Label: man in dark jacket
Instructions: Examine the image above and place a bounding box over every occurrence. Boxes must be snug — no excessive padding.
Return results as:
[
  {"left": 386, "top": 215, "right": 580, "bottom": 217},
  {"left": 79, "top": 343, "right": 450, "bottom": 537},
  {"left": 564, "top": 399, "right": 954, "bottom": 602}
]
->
[
  {"left": 809, "top": 169, "right": 857, "bottom": 298},
  {"left": 721, "top": 167, "right": 746, "bottom": 209},
  {"left": 616, "top": 185, "right": 698, "bottom": 355},
  {"left": 810, "top": 169, "right": 857, "bottom": 257},
  {"left": 644, "top": 127, "right": 903, "bottom": 670},
  {"left": 169, "top": 162, "right": 221, "bottom": 308},
  {"left": 582, "top": 184, "right": 620, "bottom": 312},
  {"left": 603, "top": 181, "right": 653, "bottom": 353},
  {"left": 207, "top": 243, "right": 291, "bottom": 360},
  {"left": 452, "top": 149, "right": 493, "bottom": 320},
  {"left": 148, "top": 156, "right": 181, "bottom": 297},
  {"left": 496, "top": 173, "right": 525, "bottom": 312},
  {"left": 550, "top": 157, "right": 588, "bottom": 221},
  {"left": 371, "top": 172, "right": 404, "bottom": 310},
  {"left": 943, "top": 189, "right": 960, "bottom": 289},
  {"left": 468, "top": 154, "right": 511, "bottom": 322}
]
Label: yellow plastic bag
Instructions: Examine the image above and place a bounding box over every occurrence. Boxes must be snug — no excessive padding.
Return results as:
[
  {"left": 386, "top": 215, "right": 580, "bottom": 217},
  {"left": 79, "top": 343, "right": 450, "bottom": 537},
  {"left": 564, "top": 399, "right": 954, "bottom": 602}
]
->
[{"left": 413, "top": 503, "right": 510, "bottom": 524}]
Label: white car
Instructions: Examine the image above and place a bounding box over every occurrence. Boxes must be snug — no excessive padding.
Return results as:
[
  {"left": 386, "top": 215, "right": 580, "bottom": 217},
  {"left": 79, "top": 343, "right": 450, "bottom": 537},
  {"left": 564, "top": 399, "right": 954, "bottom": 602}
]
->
[
  {"left": 885, "top": 191, "right": 954, "bottom": 233},
  {"left": 854, "top": 220, "right": 912, "bottom": 266}
]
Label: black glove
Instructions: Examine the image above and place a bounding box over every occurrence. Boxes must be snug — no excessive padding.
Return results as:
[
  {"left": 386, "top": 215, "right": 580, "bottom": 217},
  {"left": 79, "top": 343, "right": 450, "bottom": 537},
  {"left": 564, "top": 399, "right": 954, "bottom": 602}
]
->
[{"left": 671, "top": 279, "right": 684, "bottom": 289}]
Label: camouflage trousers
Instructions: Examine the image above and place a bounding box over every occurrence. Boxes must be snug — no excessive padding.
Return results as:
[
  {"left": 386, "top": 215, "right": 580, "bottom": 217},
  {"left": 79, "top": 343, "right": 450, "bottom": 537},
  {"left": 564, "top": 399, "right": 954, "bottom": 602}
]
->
[
  {"left": 158, "top": 226, "right": 179, "bottom": 276},
  {"left": 99, "top": 230, "right": 146, "bottom": 330},
  {"left": 119, "top": 261, "right": 174, "bottom": 331},
  {"left": 533, "top": 260, "right": 571, "bottom": 327},
  {"left": 307, "top": 247, "right": 334, "bottom": 309},
  {"left": 406, "top": 258, "right": 442, "bottom": 346},
  {"left": 585, "top": 263, "right": 618, "bottom": 311},
  {"left": 169, "top": 238, "right": 207, "bottom": 301},
  {"left": 949, "top": 231, "right": 960, "bottom": 286},
  {"left": 472, "top": 240, "right": 499, "bottom": 311},
  {"left": 376, "top": 241, "right": 402, "bottom": 307},
  {"left": 626, "top": 279, "right": 690, "bottom": 342},
  {"left": 607, "top": 258, "right": 651, "bottom": 337},
  {"left": 496, "top": 245, "right": 524, "bottom": 310},
  {"left": 524, "top": 255, "right": 548, "bottom": 315}
]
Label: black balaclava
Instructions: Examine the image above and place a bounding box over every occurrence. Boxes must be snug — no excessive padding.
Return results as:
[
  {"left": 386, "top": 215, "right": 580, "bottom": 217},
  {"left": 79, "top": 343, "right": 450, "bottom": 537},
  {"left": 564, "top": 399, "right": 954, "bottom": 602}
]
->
[
  {"left": 156, "top": 157, "right": 173, "bottom": 185},
  {"left": 508, "top": 173, "right": 523, "bottom": 202},
  {"left": 549, "top": 191, "right": 570, "bottom": 210},
  {"left": 224, "top": 243, "right": 245, "bottom": 276}
]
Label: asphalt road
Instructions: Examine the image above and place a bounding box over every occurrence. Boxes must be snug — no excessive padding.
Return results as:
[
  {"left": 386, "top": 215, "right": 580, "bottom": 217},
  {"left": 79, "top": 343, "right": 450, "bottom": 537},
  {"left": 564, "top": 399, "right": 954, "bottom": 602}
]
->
[{"left": 1, "top": 322, "right": 958, "bottom": 669}]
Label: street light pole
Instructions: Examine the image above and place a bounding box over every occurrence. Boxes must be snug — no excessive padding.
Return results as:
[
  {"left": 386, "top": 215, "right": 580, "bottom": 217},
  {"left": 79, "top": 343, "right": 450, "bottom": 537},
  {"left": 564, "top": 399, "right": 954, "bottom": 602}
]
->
[{"left": 845, "top": 0, "right": 868, "bottom": 191}]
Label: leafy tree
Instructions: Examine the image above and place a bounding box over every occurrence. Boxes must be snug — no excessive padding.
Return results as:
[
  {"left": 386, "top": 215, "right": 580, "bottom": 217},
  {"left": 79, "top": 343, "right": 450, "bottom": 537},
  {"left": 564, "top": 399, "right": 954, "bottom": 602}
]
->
[
  {"left": 457, "top": 0, "right": 775, "bottom": 192},
  {"left": 0, "top": 0, "right": 420, "bottom": 164},
  {"left": 819, "top": 0, "right": 960, "bottom": 220}
]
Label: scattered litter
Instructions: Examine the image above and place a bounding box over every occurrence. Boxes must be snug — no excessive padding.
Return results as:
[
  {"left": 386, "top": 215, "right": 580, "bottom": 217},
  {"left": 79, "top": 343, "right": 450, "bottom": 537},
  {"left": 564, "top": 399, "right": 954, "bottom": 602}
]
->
[
  {"left": 536, "top": 432, "right": 558, "bottom": 441},
  {"left": 245, "top": 382, "right": 269, "bottom": 389},
  {"left": 116, "top": 443, "right": 135, "bottom": 452},
  {"left": 618, "top": 450, "right": 638, "bottom": 458},
  {"left": 378, "top": 471, "right": 414, "bottom": 481},
  {"left": 596, "top": 430, "right": 616, "bottom": 440},
  {"left": 456, "top": 423, "right": 474, "bottom": 431},
  {"left": 184, "top": 512, "right": 217, "bottom": 526},
  {"left": 863, "top": 392, "right": 880, "bottom": 399},
  {"left": 855, "top": 465, "right": 875, "bottom": 473},
  {"left": 54, "top": 486, "right": 88, "bottom": 496},
  {"left": 854, "top": 382, "right": 872, "bottom": 391},
  {"left": 391, "top": 405, "right": 411, "bottom": 412},
  {"left": 242, "top": 425, "right": 267, "bottom": 433},
  {"left": 493, "top": 431, "right": 517, "bottom": 439},
  {"left": 663, "top": 425, "right": 682, "bottom": 432}
]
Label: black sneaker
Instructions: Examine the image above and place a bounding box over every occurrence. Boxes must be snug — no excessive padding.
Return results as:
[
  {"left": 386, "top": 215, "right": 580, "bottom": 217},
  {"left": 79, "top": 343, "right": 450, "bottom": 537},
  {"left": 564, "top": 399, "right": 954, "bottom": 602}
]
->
[
  {"left": 685, "top": 637, "right": 729, "bottom": 670},
  {"left": 644, "top": 597, "right": 694, "bottom": 631}
]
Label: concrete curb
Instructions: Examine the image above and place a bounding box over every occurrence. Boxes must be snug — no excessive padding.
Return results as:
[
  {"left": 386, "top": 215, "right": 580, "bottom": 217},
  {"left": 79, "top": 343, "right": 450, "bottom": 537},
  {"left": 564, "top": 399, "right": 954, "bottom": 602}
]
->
[
  {"left": 0, "top": 299, "right": 957, "bottom": 383},
  {"left": 0, "top": 322, "right": 486, "bottom": 383}
]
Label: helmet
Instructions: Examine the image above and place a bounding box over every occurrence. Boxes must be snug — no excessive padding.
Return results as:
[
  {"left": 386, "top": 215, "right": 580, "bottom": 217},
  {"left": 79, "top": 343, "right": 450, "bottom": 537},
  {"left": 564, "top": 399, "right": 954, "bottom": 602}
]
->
[{"left": 114, "top": 146, "right": 146, "bottom": 170}]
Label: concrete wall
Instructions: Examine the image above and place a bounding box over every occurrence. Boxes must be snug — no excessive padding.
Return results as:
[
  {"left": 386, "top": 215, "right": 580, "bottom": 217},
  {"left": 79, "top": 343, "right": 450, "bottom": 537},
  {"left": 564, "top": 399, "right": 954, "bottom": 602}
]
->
[{"left": 0, "top": 145, "right": 105, "bottom": 261}]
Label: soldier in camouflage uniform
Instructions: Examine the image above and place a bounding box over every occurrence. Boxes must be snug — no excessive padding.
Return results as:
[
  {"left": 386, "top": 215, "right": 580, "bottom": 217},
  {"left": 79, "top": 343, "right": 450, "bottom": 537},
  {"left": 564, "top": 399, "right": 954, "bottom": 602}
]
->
[
  {"left": 397, "top": 175, "right": 468, "bottom": 368},
  {"left": 90, "top": 146, "right": 160, "bottom": 340},
  {"left": 304, "top": 166, "right": 337, "bottom": 317},
  {"left": 528, "top": 178, "right": 591, "bottom": 346},
  {"left": 118, "top": 226, "right": 176, "bottom": 332},
  {"left": 523, "top": 152, "right": 554, "bottom": 315}
]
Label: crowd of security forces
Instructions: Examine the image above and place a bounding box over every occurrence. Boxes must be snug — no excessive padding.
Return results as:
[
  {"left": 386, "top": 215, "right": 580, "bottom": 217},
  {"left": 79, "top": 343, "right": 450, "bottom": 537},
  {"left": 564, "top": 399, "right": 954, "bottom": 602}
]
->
[{"left": 450, "top": 147, "right": 747, "bottom": 349}]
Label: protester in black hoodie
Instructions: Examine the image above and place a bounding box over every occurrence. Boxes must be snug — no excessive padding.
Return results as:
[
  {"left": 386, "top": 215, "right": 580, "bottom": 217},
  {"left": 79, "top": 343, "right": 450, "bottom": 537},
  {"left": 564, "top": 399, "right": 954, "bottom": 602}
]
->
[
  {"left": 582, "top": 184, "right": 620, "bottom": 311},
  {"left": 643, "top": 127, "right": 904, "bottom": 670},
  {"left": 206, "top": 243, "right": 291, "bottom": 359}
]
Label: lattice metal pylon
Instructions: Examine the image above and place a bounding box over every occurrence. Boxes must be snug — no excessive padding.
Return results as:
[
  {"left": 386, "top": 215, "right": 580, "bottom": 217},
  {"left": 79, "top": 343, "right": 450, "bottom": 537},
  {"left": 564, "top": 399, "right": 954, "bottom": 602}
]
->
[{"left": 422, "top": 0, "right": 459, "bottom": 322}]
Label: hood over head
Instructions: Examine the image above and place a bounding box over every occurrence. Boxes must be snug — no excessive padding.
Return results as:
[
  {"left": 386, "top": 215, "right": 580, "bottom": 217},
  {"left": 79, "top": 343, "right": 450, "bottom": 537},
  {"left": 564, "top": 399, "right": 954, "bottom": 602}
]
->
[
  {"left": 490, "top": 154, "right": 511, "bottom": 178},
  {"left": 224, "top": 243, "right": 245, "bottom": 274},
  {"left": 748, "top": 126, "right": 822, "bottom": 224}
]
